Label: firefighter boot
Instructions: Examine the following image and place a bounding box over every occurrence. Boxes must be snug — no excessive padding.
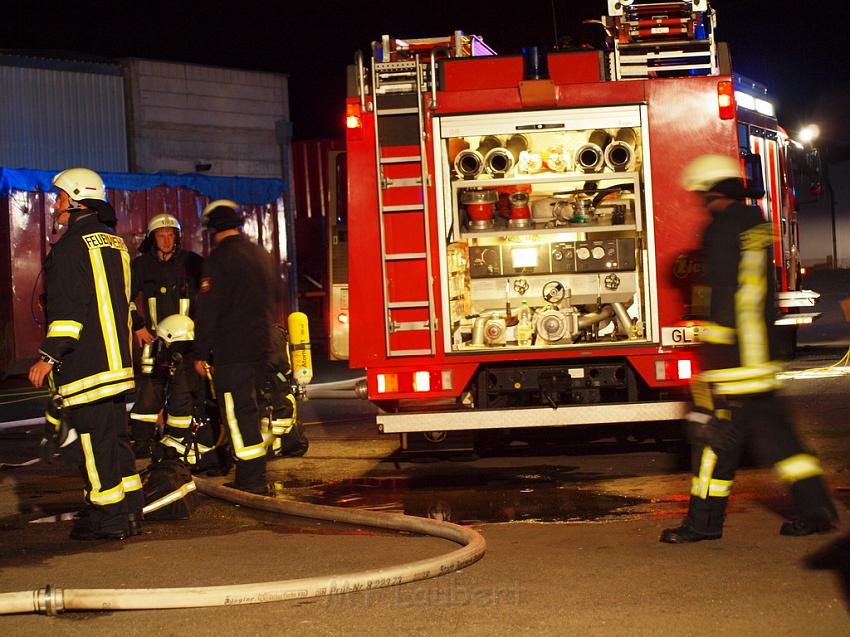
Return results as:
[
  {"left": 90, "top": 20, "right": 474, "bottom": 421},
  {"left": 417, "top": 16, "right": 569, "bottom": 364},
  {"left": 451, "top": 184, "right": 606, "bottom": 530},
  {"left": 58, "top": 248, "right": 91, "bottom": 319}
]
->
[
  {"left": 660, "top": 495, "right": 726, "bottom": 543},
  {"left": 277, "top": 420, "right": 309, "bottom": 458},
  {"left": 780, "top": 476, "right": 839, "bottom": 536},
  {"left": 69, "top": 507, "right": 128, "bottom": 541}
]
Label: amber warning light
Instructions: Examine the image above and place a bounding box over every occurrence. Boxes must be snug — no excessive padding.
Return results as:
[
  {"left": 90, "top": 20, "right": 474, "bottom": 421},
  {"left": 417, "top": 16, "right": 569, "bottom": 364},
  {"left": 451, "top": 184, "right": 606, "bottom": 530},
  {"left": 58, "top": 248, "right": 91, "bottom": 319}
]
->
[
  {"left": 345, "top": 103, "right": 363, "bottom": 141},
  {"left": 346, "top": 103, "right": 362, "bottom": 127}
]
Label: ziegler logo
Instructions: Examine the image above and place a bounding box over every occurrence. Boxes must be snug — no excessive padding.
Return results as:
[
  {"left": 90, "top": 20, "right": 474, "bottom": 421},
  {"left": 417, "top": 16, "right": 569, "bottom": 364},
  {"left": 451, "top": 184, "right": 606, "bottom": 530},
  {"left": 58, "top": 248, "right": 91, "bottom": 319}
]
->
[{"left": 673, "top": 254, "right": 703, "bottom": 279}]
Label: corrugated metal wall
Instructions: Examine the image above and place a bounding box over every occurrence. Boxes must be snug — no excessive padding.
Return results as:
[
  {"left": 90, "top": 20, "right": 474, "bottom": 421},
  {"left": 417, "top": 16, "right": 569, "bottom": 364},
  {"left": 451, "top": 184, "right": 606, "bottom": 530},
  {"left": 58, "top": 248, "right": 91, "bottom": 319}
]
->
[{"left": 0, "top": 57, "right": 128, "bottom": 172}]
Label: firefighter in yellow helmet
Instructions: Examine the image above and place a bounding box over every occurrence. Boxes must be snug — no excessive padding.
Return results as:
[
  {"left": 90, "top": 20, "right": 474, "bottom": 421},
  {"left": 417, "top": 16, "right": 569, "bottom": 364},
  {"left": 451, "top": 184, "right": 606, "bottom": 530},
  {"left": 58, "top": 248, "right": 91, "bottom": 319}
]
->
[
  {"left": 128, "top": 213, "right": 203, "bottom": 458},
  {"left": 660, "top": 155, "right": 838, "bottom": 543},
  {"left": 192, "top": 200, "right": 279, "bottom": 494},
  {"left": 28, "top": 168, "right": 143, "bottom": 540}
]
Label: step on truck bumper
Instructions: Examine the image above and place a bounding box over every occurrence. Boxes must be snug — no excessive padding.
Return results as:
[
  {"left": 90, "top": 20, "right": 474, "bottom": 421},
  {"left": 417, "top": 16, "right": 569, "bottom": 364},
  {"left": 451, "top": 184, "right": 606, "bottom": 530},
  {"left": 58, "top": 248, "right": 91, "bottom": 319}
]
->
[{"left": 378, "top": 401, "right": 690, "bottom": 434}]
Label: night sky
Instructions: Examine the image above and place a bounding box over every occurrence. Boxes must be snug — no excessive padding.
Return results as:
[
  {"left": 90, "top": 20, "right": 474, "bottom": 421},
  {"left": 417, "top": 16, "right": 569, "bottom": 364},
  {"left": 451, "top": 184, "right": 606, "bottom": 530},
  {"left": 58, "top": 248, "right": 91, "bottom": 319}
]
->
[{"left": 3, "top": 1, "right": 848, "bottom": 156}]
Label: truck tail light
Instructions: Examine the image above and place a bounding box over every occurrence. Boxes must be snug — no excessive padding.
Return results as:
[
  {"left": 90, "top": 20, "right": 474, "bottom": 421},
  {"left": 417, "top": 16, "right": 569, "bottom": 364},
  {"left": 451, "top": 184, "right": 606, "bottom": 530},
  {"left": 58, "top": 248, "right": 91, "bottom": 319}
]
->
[
  {"left": 376, "top": 369, "right": 452, "bottom": 394},
  {"left": 377, "top": 373, "right": 398, "bottom": 393},
  {"left": 717, "top": 81, "right": 735, "bottom": 120},
  {"left": 413, "top": 371, "right": 430, "bottom": 392},
  {"left": 655, "top": 359, "right": 692, "bottom": 381}
]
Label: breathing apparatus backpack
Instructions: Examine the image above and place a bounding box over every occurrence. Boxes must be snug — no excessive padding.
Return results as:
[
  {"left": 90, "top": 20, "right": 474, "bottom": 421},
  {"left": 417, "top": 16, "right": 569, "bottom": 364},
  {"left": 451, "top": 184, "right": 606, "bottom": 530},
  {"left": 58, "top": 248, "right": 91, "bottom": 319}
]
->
[{"left": 261, "top": 313, "right": 312, "bottom": 457}]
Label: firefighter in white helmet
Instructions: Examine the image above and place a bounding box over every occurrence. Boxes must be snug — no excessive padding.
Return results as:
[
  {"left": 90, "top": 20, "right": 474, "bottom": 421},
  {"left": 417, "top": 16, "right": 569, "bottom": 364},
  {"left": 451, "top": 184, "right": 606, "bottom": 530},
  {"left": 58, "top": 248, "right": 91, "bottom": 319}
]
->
[
  {"left": 660, "top": 154, "right": 838, "bottom": 543},
  {"left": 139, "top": 313, "right": 229, "bottom": 520},
  {"left": 128, "top": 213, "right": 203, "bottom": 458},
  {"left": 28, "top": 168, "right": 143, "bottom": 540},
  {"left": 192, "top": 200, "right": 279, "bottom": 494}
]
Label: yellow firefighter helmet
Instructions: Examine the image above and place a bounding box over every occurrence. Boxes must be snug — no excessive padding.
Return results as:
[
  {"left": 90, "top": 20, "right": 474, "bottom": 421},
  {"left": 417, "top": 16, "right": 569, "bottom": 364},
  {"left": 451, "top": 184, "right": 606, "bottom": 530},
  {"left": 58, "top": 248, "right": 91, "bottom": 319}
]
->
[{"left": 680, "top": 154, "right": 742, "bottom": 192}]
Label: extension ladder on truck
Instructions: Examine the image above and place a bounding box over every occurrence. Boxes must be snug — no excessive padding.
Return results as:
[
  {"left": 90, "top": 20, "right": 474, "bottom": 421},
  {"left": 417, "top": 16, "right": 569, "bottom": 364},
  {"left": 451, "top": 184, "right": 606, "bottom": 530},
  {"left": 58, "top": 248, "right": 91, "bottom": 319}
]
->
[
  {"left": 369, "top": 47, "right": 437, "bottom": 357},
  {"left": 606, "top": 0, "right": 722, "bottom": 79}
]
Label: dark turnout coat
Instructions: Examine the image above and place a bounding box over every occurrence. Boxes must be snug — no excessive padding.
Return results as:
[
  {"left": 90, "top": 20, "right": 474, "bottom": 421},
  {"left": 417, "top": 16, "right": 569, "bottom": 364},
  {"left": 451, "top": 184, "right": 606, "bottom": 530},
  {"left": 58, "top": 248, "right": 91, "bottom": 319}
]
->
[{"left": 40, "top": 213, "right": 135, "bottom": 407}]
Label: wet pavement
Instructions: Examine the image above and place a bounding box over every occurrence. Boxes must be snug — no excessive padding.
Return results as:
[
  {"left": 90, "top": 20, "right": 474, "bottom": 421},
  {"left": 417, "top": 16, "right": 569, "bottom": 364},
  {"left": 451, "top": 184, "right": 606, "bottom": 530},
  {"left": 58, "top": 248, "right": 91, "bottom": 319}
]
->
[
  {"left": 2, "top": 289, "right": 850, "bottom": 633},
  {"left": 271, "top": 471, "right": 650, "bottom": 524}
]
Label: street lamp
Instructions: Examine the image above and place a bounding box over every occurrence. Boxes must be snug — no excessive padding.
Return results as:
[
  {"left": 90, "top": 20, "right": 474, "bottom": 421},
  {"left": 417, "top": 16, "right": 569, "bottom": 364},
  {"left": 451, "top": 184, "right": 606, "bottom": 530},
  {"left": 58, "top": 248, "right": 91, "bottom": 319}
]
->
[
  {"left": 799, "top": 124, "right": 820, "bottom": 145},
  {"left": 799, "top": 124, "right": 837, "bottom": 269}
]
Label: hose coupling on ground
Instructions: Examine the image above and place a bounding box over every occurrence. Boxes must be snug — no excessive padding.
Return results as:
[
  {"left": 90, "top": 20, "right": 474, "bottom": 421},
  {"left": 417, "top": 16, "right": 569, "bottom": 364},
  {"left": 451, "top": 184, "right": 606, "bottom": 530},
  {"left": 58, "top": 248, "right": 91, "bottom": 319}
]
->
[{"left": 37, "top": 585, "right": 65, "bottom": 615}]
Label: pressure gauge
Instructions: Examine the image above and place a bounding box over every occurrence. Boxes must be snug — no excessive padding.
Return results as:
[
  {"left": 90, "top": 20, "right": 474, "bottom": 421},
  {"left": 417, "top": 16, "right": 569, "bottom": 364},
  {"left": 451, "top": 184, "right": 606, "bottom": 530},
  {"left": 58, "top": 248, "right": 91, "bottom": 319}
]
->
[
  {"left": 592, "top": 246, "right": 605, "bottom": 259},
  {"left": 576, "top": 247, "right": 591, "bottom": 260}
]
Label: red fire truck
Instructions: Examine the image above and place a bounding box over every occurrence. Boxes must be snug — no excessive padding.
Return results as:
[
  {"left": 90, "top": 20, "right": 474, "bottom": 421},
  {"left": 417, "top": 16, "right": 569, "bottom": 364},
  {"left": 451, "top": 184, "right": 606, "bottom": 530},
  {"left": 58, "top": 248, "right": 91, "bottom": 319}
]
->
[{"left": 344, "top": 1, "right": 819, "bottom": 451}]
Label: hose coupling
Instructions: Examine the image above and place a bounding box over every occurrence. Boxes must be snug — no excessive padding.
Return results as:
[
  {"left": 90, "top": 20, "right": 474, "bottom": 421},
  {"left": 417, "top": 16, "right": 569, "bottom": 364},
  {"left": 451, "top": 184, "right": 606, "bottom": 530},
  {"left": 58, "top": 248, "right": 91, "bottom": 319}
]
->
[{"left": 36, "top": 585, "right": 65, "bottom": 616}]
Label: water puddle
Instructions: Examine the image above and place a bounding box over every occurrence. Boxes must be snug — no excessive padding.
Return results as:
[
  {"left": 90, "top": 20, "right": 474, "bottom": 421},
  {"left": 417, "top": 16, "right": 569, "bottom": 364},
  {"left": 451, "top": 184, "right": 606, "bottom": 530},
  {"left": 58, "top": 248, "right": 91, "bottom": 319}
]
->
[{"left": 270, "top": 467, "right": 650, "bottom": 524}]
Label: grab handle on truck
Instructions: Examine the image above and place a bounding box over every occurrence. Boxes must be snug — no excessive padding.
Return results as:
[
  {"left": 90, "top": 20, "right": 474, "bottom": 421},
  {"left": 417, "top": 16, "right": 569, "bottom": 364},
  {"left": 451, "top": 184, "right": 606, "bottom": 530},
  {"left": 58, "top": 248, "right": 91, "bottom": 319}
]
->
[
  {"left": 355, "top": 49, "right": 370, "bottom": 113},
  {"left": 428, "top": 47, "right": 450, "bottom": 111}
]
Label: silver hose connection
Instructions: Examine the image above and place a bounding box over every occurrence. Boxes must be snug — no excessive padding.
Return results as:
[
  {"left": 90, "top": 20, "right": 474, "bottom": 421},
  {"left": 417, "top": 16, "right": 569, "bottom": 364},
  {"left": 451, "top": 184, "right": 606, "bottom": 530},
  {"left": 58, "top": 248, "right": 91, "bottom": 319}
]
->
[
  {"left": 483, "top": 134, "right": 528, "bottom": 176},
  {"left": 454, "top": 149, "right": 485, "bottom": 179},
  {"left": 354, "top": 379, "right": 369, "bottom": 399},
  {"left": 575, "top": 129, "right": 611, "bottom": 173},
  {"left": 603, "top": 128, "right": 636, "bottom": 172},
  {"left": 484, "top": 147, "right": 514, "bottom": 176},
  {"left": 37, "top": 585, "right": 65, "bottom": 616}
]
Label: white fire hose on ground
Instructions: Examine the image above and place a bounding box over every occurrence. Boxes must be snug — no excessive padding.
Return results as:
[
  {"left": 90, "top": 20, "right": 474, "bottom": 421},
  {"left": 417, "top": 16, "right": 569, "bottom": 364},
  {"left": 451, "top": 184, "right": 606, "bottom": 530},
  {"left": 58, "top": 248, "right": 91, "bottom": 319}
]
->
[{"left": 0, "top": 477, "right": 486, "bottom": 616}]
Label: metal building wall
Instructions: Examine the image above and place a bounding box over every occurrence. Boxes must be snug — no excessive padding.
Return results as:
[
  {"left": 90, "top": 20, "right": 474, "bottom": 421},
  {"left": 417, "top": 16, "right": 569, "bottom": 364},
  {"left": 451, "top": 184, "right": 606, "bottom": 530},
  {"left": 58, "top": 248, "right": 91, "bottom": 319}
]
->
[
  {"left": 123, "top": 59, "right": 289, "bottom": 177},
  {"left": 0, "top": 57, "right": 128, "bottom": 172}
]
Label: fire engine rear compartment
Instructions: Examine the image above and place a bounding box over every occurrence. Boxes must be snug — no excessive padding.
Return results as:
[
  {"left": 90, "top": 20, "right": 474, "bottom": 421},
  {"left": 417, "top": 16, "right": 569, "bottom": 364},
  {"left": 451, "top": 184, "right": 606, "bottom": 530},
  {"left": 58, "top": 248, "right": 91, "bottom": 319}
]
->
[{"left": 434, "top": 105, "right": 654, "bottom": 356}]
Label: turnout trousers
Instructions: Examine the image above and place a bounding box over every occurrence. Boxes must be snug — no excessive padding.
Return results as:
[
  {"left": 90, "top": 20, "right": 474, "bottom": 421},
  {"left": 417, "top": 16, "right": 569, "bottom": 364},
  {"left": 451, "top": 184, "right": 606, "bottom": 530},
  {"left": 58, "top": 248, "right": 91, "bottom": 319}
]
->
[
  {"left": 686, "top": 392, "right": 835, "bottom": 534},
  {"left": 213, "top": 362, "right": 267, "bottom": 489},
  {"left": 69, "top": 396, "right": 143, "bottom": 533}
]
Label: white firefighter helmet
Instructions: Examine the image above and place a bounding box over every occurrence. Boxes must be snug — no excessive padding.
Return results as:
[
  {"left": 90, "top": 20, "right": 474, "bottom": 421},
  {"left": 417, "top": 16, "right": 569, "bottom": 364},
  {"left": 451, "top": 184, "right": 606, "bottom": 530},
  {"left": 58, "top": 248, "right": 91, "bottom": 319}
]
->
[
  {"left": 680, "top": 154, "right": 742, "bottom": 192},
  {"left": 52, "top": 168, "right": 106, "bottom": 203},
  {"left": 148, "top": 213, "right": 182, "bottom": 237},
  {"left": 155, "top": 314, "right": 195, "bottom": 344},
  {"left": 201, "top": 199, "right": 243, "bottom": 232}
]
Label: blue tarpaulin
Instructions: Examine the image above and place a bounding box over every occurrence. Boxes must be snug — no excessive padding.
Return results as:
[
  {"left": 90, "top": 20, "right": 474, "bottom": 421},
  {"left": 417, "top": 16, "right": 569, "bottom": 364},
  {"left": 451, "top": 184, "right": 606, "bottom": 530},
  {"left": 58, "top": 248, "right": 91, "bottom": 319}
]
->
[{"left": 0, "top": 167, "right": 286, "bottom": 206}]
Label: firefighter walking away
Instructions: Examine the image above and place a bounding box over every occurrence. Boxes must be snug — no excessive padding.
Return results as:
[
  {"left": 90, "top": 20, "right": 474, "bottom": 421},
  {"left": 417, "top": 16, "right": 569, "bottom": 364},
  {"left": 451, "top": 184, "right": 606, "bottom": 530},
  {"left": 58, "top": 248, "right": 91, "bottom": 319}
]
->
[{"left": 660, "top": 155, "right": 839, "bottom": 543}]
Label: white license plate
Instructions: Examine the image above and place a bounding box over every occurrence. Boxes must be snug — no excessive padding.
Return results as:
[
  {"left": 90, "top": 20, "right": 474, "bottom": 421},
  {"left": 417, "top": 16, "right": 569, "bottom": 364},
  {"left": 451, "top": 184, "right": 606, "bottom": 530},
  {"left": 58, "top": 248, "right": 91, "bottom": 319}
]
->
[{"left": 661, "top": 326, "right": 700, "bottom": 347}]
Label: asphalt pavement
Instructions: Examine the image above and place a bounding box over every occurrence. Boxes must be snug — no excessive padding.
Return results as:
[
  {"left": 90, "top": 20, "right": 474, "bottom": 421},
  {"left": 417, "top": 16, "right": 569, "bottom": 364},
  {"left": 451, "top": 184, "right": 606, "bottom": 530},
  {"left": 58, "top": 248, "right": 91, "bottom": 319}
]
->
[{"left": 1, "top": 270, "right": 849, "bottom": 634}]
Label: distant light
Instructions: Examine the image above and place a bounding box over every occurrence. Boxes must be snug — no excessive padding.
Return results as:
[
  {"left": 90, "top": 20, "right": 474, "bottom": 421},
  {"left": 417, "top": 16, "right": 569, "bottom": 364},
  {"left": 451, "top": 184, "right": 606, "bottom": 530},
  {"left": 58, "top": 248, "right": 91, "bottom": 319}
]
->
[{"left": 799, "top": 124, "right": 820, "bottom": 144}]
